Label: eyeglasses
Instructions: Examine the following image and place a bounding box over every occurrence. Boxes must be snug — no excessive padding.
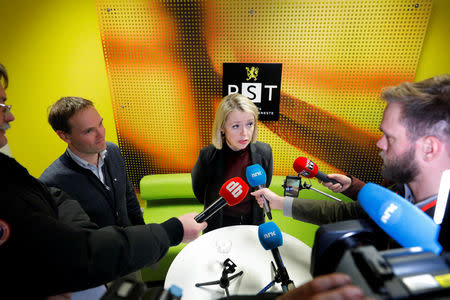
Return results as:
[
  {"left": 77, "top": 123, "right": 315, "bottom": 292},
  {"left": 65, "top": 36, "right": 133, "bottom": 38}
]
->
[{"left": 0, "top": 103, "right": 12, "bottom": 114}]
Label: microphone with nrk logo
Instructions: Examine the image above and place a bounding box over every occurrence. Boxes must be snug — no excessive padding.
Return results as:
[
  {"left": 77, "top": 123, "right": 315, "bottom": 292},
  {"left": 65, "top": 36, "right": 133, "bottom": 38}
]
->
[
  {"left": 293, "top": 157, "right": 339, "bottom": 185},
  {"left": 258, "top": 222, "right": 295, "bottom": 293},
  {"left": 358, "top": 183, "right": 442, "bottom": 255},
  {"left": 194, "top": 177, "right": 249, "bottom": 223},
  {"left": 246, "top": 164, "right": 272, "bottom": 220}
]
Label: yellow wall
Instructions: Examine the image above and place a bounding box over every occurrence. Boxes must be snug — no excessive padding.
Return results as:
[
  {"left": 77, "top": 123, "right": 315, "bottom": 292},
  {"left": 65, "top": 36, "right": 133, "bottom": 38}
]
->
[
  {"left": 0, "top": 0, "right": 117, "bottom": 177},
  {"left": 415, "top": 0, "right": 450, "bottom": 80},
  {"left": 0, "top": 0, "right": 449, "bottom": 177}
]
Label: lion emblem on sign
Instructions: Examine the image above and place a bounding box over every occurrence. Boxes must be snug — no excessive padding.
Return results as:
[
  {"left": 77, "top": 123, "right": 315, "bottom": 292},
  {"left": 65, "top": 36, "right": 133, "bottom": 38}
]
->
[{"left": 246, "top": 66, "right": 259, "bottom": 81}]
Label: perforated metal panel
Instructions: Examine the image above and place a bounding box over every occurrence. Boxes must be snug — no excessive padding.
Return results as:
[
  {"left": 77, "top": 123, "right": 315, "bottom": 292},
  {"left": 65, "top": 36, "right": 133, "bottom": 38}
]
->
[{"left": 95, "top": 0, "right": 433, "bottom": 188}]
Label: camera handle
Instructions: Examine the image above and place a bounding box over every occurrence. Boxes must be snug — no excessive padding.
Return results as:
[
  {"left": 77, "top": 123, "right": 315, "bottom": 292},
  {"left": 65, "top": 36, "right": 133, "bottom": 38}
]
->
[
  {"left": 301, "top": 181, "right": 342, "bottom": 202},
  {"left": 283, "top": 176, "right": 342, "bottom": 202}
]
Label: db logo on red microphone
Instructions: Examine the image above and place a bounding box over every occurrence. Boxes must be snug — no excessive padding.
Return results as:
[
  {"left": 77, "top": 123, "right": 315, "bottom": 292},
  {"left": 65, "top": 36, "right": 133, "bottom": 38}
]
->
[
  {"left": 306, "top": 160, "right": 314, "bottom": 171},
  {"left": 299, "top": 160, "right": 314, "bottom": 177},
  {"left": 220, "top": 177, "right": 249, "bottom": 204},
  {"left": 226, "top": 180, "right": 244, "bottom": 198}
]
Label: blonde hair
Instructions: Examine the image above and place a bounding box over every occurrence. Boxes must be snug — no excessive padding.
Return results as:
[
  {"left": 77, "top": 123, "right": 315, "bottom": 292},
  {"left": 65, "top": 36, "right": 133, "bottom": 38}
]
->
[{"left": 212, "top": 93, "right": 259, "bottom": 149}]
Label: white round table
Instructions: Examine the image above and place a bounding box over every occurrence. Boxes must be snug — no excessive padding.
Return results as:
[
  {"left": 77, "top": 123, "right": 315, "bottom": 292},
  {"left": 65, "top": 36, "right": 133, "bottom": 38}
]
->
[{"left": 164, "top": 225, "right": 312, "bottom": 299}]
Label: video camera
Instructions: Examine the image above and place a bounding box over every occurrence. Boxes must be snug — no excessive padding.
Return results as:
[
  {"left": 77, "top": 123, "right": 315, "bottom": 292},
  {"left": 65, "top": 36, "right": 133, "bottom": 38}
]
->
[
  {"left": 336, "top": 245, "right": 450, "bottom": 299},
  {"left": 311, "top": 219, "right": 450, "bottom": 299},
  {"left": 310, "top": 176, "right": 450, "bottom": 299}
]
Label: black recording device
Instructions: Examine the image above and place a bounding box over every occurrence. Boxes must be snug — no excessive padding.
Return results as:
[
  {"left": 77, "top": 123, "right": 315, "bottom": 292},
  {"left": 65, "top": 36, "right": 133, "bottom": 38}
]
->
[
  {"left": 101, "top": 278, "right": 182, "bottom": 300},
  {"left": 310, "top": 219, "right": 388, "bottom": 277},
  {"left": 336, "top": 245, "right": 450, "bottom": 299},
  {"left": 312, "top": 219, "right": 450, "bottom": 299},
  {"left": 282, "top": 176, "right": 301, "bottom": 197}
]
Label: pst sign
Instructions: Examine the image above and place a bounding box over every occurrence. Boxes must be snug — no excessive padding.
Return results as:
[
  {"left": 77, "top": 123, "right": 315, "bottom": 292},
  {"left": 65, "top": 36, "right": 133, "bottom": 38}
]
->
[{"left": 223, "top": 63, "right": 282, "bottom": 121}]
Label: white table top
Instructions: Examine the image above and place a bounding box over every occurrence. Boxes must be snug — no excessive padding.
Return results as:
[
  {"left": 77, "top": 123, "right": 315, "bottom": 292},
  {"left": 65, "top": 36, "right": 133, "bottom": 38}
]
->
[{"left": 164, "top": 225, "right": 312, "bottom": 300}]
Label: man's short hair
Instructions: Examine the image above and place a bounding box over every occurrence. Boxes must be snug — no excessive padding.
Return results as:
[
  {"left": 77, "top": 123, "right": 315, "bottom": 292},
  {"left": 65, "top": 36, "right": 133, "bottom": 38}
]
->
[
  {"left": 48, "top": 97, "right": 94, "bottom": 133},
  {"left": 211, "top": 93, "right": 259, "bottom": 149},
  {"left": 0, "top": 63, "right": 8, "bottom": 89},
  {"left": 381, "top": 74, "right": 450, "bottom": 143}
]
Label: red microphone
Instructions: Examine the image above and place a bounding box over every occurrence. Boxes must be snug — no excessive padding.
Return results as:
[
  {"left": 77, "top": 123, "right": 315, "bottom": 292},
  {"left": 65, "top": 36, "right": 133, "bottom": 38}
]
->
[
  {"left": 194, "top": 177, "right": 249, "bottom": 223},
  {"left": 293, "top": 157, "right": 339, "bottom": 185}
]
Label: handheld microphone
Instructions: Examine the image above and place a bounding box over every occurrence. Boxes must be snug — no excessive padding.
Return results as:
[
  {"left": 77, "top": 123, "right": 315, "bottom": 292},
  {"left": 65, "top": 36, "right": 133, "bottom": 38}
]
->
[
  {"left": 258, "top": 222, "right": 295, "bottom": 293},
  {"left": 246, "top": 164, "right": 272, "bottom": 220},
  {"left": 194, "top": 177, "right": 249, "bottom": 223},
  {"left": 293, "top": 157, "right": 339, "bottom": 185},
  {"left": 358, "top": 183, "right": 442, "bottom": 254}
]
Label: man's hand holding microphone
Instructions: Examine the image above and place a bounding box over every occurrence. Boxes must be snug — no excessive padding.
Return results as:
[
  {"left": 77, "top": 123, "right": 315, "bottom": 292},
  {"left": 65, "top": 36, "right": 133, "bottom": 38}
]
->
[
  {"left": 251, "top": 157, "right": 354, "bottom": 212},
  {"left": 177, "top": 212, "right": 207, "bottom": 243},
  {"left": 319, "top": 174, "right": 351, "bottom": 194},
  {"left": 251, "top": 188, "right": 285, "bottom": 210}
]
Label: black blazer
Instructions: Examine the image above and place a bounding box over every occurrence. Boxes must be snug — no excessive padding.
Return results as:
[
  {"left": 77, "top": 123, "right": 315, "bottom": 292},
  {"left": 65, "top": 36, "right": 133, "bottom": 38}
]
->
[
  {"left": 191, "top": 141, "right": 273, "bottom": 232},
  {"left": 40, "top": 142, "right": 144, "bottom": 227}
]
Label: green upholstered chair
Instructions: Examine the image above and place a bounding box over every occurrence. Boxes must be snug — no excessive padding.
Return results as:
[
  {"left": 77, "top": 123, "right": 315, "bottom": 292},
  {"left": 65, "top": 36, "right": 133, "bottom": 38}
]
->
[
  {"left": 140, "top": 174, "right": 202, "bottom": 282},
  {"left": 139, "top": 173, "right": 352, "bottom": 283}
]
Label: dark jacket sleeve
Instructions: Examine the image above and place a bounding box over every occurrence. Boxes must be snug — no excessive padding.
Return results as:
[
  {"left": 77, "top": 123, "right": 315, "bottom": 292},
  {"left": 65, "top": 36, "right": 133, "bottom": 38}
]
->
[
  {"left": 291, "top": 198, "right": 369, "bottom": 226},
  {"left": 341, "top": 175, "right": 366, "bottom": 201},
  {"left": 191, "top": 147, "right": 209, "bottom": 204},
  {"left": 29, "top": 213, "right": 181, "bottom": 295},
  {"left": 1, "top": 178, "right": 183, "bottom": 297},
  {"left": 261, "top": 143, "right": 273, "bottom": 187},
  {"left": 49, "top": 186, "right": 99, "bottom": 230}
]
